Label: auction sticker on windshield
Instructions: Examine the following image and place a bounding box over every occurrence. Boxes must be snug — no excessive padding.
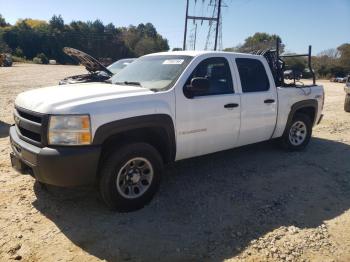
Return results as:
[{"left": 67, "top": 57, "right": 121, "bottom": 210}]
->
[{"left": 163, "top": 59, "right": 184, "bottom": 65}]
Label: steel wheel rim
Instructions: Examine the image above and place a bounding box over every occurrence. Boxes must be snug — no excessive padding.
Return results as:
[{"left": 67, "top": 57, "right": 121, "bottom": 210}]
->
[
  {"left": 289, "top": 121, "right": 307, "bottom": 146},
  {"left": 116, "top": 157, "right": 154, "bottom": 199}
]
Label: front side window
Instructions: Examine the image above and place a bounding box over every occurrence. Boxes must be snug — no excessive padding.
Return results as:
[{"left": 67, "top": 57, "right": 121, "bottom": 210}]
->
[
  {"left": 185, "top": 57, "right": 234, "bottom": 97},
  {"left": 110, "top": 55, "right": 193, "bottom": 91},
  {"left": 236, "top": 58, "right": 270, "bottom": 92}
]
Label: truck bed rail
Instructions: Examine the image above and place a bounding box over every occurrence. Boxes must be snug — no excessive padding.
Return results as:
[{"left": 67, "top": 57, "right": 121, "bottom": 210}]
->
[{"left": 251, "top": 39, "right": 316, "bottom": 88}]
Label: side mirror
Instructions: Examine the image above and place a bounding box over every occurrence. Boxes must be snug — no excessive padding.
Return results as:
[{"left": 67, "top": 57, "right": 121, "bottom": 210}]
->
[{"left": 184, "top": 77, "right": 209, "bottom": 98}]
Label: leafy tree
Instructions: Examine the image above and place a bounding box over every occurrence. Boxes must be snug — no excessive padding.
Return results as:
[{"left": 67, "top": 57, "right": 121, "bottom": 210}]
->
[
  {"left": 0, "top": 39, "right": 10, "bottom": 53},
  {"left": 225, "top": 32, "right": 284, "bottom": 53},
  {"left": 223, "top": 46, "right": 240, "bottom": 52},
  {"left": 49, "top": 15, "right": 64, "bottom": 31},
  {"left": 134, "top": 38, "right": 158, "bottom": 56},
  {"left": 36, "top": 53, "right": 49, "bottom": 64},
  {"left": 338, "top": 43, "right": 350, "bottom": 73},
  {"left": 105, "top": 23, "right": 115, "bottom": 33},
  {"left": 0, "top": 14, "right": 9, "bottom": 27},
  {"left": 121, "top": 23, "right": 169, "bottom": 57},
  {"left": 91, "top": 19, "right": 104, "bottom": 33},
  {"left": 135, "top": 23, "right": 157, "bottom": 39},
  {"left": 318, "top": 48, "right": 339, "bottom": 59},
  {"left": 223, "top": 32, "right": 350, "bottom": 79},
  {"left": 155, "top": 35, "right": 169, "bottom": 52},
  {"left": 283, "top": 56, "right": 306, "bottom": 72},
  {"left": 0, "top": 14, "right": 169, "bottom": 64},
  {"left": 313, "top": 44, "right": 350, "bottom": 78},
  {"left": 0, "top": 14, "right": 11, "bottom": 52},
  {"left": 329, "top": 65, "right": 346, "bottom": 77},
  {"left": 19, "top": 19, "right": 47, "bottom": 29},
  {"left": 14, "top": 47, "right": 23, "bottom": 57}
]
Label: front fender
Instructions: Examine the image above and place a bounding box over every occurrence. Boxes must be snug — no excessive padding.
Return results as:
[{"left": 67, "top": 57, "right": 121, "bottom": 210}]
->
[{"left": 92, "top": 114, "right": 176, "bottom": 162}]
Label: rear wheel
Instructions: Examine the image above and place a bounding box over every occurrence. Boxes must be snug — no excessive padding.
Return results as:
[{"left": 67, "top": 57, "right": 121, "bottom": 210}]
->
[
  {"left": 344, "top": 95, "right": 350, "bottom": 112},
  {"left": 280, "top": 113, "right": 312, "bottom": 151},
  {"left": 99, "top": 142, "right": 163, "bottom": 212}
]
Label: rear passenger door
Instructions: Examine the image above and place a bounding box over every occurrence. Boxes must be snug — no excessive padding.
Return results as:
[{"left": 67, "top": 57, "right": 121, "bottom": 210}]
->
[{"left": 235, "top": 58, "right": 277, "bottom": 146}]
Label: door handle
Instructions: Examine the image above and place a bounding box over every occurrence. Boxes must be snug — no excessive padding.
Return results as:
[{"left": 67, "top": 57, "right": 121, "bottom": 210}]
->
[
  {"left": 264, "top": 99, "right": 275, "bottom": 104},
  {"left": 224, "top": 103, "right": 239, "bottom": 108}
]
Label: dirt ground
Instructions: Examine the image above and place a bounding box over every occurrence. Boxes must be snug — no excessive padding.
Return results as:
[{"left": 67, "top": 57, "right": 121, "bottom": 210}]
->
[{"left": 0, "top": 63, "right": 350, "bottom": 262}]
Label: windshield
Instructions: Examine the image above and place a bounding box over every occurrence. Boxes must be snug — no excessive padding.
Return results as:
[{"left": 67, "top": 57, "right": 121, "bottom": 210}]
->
[
  {"left": 110, "top": 55, "right": 193, "bottom": 91},
  {"left": 107, "top": 59, "right": 135, "bottom": 75}
]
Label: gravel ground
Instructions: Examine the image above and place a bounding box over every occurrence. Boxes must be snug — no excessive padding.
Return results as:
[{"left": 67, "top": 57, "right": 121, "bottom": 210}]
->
[{"left": 0, "top": 63, "right": 350, "bottom": 262}]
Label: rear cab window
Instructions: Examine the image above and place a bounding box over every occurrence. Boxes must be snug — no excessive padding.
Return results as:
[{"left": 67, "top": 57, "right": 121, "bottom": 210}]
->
[{"left": 236, "top": 58, "right": 270, "bottom": 92}]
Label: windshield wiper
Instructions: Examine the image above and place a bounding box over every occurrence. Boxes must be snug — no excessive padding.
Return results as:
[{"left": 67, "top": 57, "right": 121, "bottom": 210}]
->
[{"left": 115, "top": 81, "right": 142, "bottom": 86}]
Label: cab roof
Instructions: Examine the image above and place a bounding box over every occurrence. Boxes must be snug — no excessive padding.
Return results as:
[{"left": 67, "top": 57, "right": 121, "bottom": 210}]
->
[{"left": 145, "top": 50, "right": 261, "bottom": 58}]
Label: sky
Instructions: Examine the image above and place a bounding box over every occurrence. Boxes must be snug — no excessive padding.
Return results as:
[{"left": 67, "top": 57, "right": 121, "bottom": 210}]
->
[{"left": 0, "top": 0, "right": 349, "bottom": 54}]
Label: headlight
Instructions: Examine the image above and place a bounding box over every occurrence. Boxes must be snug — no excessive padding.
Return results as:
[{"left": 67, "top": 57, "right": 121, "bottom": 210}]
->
[{"left": 48, "top": 115, "right": 91, "bottom": 145}]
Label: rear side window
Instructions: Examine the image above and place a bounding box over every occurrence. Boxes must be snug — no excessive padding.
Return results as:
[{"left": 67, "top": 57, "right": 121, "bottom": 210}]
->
[{"left": 236, "top": 58, "right": 270, "bottom": 92}]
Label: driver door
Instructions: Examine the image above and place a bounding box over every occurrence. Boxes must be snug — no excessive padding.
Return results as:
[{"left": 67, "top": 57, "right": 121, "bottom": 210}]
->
[{"left": 175, "top": 56, "right": 241, "bottom": 160}]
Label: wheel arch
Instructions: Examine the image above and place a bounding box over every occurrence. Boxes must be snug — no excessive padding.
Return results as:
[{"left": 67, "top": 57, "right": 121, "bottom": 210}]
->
[
  {"left": 283, "top": 99, "right": 318, "bottom": 135},
  {"left": 93, "top": 114, "right": 176, "bottom": 164}
]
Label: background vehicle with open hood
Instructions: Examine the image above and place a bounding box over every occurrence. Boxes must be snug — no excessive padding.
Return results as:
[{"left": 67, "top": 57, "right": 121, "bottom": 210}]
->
[{"left": 59, "top": 47, "right": 135, "bottom": 85}]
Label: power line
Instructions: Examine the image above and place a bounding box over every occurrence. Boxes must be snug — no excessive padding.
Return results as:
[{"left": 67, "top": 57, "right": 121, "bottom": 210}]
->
[
  {"left": 183, "top": 0, "right": 225, "bottom": 51},
  {"left": 204, "top": 1, "right": 217, "bottom": 50}
]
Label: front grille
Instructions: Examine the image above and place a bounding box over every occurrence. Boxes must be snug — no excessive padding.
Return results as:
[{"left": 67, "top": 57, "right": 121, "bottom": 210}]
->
[
  {"left": 18, "top": 126, "right": 41, "bottom": 142},
  {"left": 15, "top": 107, "right": 45, "bottom": 146},
  {"left": 17, "top": 109, "right": 42, "bottom": 123}
]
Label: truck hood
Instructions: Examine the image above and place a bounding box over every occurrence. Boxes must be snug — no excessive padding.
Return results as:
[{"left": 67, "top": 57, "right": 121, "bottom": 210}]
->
[
  {"left": 63, "top": 47, "right": 113, "bottom": 76},
  {"left": 15, "top": 83, "right": 153, "bottom": 113}
]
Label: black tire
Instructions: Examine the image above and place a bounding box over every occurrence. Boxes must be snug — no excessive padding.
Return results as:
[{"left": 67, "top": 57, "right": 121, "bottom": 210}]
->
[
  {"left": 280, "top": 113, "right": 312, "bottom": 151},
  {"left": 344, "top": 95, "right": 350, "bottom": 112},
  {"left": 99, "top": 142, "right": 163, "bottom": 212}
]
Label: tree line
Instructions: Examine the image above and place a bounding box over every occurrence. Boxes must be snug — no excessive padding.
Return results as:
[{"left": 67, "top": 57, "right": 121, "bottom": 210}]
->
[
  {"left": 0, "top": 14, "right": 169, "bottom": 64},
  {"left": 1, "top": 14, "right": 349, "bottom": 78}
]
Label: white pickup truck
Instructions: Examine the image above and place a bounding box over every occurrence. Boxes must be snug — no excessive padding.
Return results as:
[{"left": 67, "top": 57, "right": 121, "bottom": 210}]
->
[{"left": 9, "top": 50, "right": 324, "bottom": 211}]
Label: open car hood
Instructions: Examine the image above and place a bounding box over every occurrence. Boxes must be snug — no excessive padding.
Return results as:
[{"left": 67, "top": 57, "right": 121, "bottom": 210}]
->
[{"left": 63, "top": 47, "right": 113, "bottom": 76}]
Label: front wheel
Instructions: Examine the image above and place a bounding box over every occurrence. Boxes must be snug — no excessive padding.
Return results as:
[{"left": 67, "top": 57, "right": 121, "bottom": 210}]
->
[
  {"left": 345, "top": 95, "right": 350, "bottom": 112},
  {"left": 280, "top": 113, "right": 312, "bottom": 151},
  {"left": 99, "top": 143, "right": 163, "bottom": 212}
]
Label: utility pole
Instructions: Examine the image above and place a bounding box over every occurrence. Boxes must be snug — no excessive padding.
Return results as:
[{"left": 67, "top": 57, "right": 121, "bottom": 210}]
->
[
  {"left": 214, "top": 0, "right": 222, "bottom": 50},
  {"left": 183, "top": 0, "right": 223, "bottom": 50},
  {"left": 193, "top": 23, "right": 197, "bottom": 50},
  {"left": 183, "top": 0, "right": 189, "bottom": 50}
]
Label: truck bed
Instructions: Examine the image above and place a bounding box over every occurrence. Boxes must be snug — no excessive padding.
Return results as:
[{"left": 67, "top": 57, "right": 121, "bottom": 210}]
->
[{"left": 273, "top": 85, "right": 324, "bottom": 138}]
